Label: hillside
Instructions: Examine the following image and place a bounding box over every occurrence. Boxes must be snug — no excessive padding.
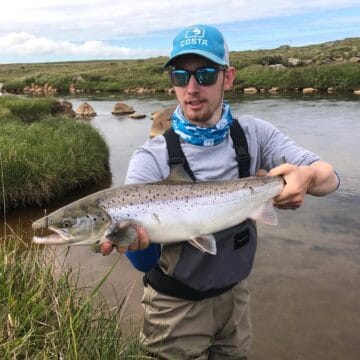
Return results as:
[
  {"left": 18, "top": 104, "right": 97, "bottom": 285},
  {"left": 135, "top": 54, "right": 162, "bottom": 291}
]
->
[{"left": 0, "top": 37, "right": 359, "bottom": 94}]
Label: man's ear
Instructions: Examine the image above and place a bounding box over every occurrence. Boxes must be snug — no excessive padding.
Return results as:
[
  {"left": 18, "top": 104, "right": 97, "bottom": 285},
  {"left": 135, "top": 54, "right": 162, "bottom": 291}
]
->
[{"left": 223, "top": 67, "right": 236, "bottom": 91}]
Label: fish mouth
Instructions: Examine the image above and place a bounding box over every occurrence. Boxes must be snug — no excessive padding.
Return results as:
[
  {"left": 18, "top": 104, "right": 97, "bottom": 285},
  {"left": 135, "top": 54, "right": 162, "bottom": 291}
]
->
[{"left": 32, "top": 226, "right": 74, "bottom": 245}]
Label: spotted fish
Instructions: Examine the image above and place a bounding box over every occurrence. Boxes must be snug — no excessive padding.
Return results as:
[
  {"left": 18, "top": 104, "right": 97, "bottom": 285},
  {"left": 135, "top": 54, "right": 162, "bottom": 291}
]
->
[{"left": 32, "top": 166, "right": 284, "bottom": 255}]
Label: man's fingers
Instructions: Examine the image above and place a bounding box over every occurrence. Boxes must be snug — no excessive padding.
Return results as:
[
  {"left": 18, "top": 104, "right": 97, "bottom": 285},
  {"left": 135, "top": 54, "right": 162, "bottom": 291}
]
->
[
  {"left": 100, "top": 242, "right": 114, "bottom": 255},
  {"left": 100, "top": 224, "right": 150, "bottom": 256}
]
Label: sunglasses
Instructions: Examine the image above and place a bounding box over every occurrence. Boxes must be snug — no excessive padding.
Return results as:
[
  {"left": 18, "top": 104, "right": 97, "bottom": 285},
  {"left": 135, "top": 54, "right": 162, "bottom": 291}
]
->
[{"left": 169, "top": 67, "right": 225, "bottom": 87}]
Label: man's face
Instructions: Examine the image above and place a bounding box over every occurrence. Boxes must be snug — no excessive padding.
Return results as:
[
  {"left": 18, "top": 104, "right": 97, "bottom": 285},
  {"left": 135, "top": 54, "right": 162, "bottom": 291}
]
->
[{"left": 171, "top": 55, "right": 235, "bottom": 127}]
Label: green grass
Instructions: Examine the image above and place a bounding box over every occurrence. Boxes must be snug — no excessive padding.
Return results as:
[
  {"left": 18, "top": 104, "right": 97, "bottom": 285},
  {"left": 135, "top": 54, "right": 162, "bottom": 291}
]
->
[
  {"left": 0, "top": 233, "right": 153, "bottom": 359},
  {"left": 1, "top": 37, "right": 359, "bottom": 93},
  {"left": 0, "top": 97, "right": 110, "bottom": 210},
  {"left": 0, "top": 97, "right": 58, "bottom": 123}
]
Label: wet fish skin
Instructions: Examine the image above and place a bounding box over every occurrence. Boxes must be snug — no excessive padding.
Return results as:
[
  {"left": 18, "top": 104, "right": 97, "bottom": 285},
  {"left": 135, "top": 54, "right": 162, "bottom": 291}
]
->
[{"left": 32, "top": 175, "right": 284, "bottom": 255}]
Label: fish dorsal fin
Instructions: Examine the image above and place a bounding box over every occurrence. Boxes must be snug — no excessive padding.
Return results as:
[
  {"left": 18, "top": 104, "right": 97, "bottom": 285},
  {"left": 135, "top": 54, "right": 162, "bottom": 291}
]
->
[
  {"left": 168, "top": 163, "right": 194, "bottom": 182},
  {"left": 189, "top": 234, "right": 217, "bottom": 255},
  {"left": 153, "top": 163, "right": 194, "bottom": 185},
  {"left": 249, "top": 201, "right": 278, "bottom": 225}
]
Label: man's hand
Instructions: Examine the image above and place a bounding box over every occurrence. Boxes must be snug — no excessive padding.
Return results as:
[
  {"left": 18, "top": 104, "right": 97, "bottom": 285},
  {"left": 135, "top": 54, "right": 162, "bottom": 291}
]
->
[
  {"left": 268, "top": 161, "right": 338, "bottom": 210},
  {"left": 269, "top": 164, "right": 314, "bottom": 209},
  {"left": 100, "top": 224, "right": 150, "bottom": 255}
]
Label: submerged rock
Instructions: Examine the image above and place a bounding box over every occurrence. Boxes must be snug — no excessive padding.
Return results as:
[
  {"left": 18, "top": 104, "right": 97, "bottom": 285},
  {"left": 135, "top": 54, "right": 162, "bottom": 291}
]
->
[{"left": 129, "top": 113, "right": 146, "bottom": 119}]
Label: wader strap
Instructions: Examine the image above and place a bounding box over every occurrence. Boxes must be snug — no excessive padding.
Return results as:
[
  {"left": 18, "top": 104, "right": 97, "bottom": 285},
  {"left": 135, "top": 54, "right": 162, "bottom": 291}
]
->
[
  {"left": 230, "top": 120, "right": 250, "bottom": 178},
  {"left": 143, "top": 265, "right": 236, "bottom": 301},
  {"left": 163, "top": 128, "right": 196, "bottom": 181}
]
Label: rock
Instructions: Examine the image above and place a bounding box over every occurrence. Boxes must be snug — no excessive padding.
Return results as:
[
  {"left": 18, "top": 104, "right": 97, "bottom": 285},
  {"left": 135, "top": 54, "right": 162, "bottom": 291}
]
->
[
  {"left": 129, "top": 113, "right": 146, "bottom": 119},
  {"left": 75, "top": 102, "right": 96, "bottom": 117},
  {"left": 136, "top": 87, "right": 155, "bottom": 94},
  {"left": 288, "top": 58, "right": 302, "bottom": 66},
  {"left": 244, "top": 87, "right": 258, "bottom": 94},
  {"left": 268, "top": 87, "right": 280, "bottom": 93},
  {"left": 112, "top": 102, "right": 135, "bottom": 115},
  {"left": 327, "top": 87, "right": 335, "bottom": 93},
  {"left": 150, "top": 104, "right": 177, "bottom": 138},
  {"left": 354, "top": 90, "right": 360, "bottom": 95},
  {"left": 269, "top": 64, "right": 286, "bottom": 70},
  {"left": 69, "top": 83, "right": 76, "bottom": 94},
  {"left": 350, "top": 57, "right": 360, "bottom": 63},
  {"left": 302, "top": 88, "right": 318, "bottom": 94},
  {"left": 53, "top": 100, "right": 76, "bottom": 117}
]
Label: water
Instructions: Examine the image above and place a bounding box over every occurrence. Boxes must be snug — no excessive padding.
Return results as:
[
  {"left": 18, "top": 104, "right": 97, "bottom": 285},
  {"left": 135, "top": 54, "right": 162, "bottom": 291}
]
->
[{"left": 3, "top": 94, "right": 360, "bottom": 359}]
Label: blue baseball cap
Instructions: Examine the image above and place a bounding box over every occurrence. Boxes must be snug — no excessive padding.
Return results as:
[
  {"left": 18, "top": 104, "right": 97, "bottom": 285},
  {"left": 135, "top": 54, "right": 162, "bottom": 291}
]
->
[{"left": 164, "top": 24, "right": 230, "bottom": 68}]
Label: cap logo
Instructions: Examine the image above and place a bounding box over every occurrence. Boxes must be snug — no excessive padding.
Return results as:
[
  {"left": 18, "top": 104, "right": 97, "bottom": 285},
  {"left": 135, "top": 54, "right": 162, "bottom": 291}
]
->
[
  {"left": 185, "top": 26, "right": 204, "bottom": 39},
  {"left": 181, "top": 26, "right": 208, "bottom": 48}
]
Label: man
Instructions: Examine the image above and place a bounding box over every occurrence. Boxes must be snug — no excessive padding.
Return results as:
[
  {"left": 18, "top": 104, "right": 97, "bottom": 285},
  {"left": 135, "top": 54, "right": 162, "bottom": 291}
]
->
[{"left": 101, "top": 24, "right": 339, "bottom": 359}]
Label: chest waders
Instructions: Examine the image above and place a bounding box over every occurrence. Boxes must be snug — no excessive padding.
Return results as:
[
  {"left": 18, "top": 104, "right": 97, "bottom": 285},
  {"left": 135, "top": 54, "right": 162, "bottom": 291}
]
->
[{"left": 143, "top": 120, "right": 255, "bottom": 300}]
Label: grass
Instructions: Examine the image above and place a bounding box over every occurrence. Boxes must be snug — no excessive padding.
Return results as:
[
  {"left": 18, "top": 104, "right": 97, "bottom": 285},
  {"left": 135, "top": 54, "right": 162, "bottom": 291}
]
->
[
  {"left": 0, "top": 37, "right": 359, "bottom": 93},
  {"left": 0, "top": 97, "right": 110, "bottom": 211},
  {"left": 0, "top": 232, "right": 153, "bottom": 359}
]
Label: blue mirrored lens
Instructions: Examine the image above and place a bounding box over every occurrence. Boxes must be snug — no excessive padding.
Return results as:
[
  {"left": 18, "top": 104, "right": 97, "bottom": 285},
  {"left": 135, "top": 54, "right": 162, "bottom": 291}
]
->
[{"left": 170, "top": 67, "right": 220, "bottom": 87}]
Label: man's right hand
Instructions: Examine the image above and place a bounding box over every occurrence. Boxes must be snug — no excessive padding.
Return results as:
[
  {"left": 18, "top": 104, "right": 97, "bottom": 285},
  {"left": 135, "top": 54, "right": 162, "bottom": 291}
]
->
[{"left": 100, "top": 224, "right": 150, "bottom": 255}]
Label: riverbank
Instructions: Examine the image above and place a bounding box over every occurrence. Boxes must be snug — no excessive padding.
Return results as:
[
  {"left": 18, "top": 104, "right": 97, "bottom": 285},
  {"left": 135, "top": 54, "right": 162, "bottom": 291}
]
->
[
  {"left": 0, "top": 38, "right": 359, "bottom": 95},
  {"left": 0, "top": 97, "right": 110, "bottom": 211}
]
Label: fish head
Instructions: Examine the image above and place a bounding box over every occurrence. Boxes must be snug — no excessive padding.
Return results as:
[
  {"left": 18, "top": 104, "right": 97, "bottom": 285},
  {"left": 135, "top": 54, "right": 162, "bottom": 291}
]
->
[{"left": 32, "top": 202, "right": 111, "bottom": 245}]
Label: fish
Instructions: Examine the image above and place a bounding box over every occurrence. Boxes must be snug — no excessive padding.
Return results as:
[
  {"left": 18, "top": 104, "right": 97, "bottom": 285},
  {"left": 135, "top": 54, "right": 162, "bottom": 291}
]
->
[{"left": 32, "top": 166, "right": 284, "bottom": 255}]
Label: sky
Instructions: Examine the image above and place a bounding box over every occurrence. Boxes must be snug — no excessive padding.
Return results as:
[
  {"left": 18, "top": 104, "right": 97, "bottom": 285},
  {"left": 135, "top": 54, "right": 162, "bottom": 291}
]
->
[{"left": 0, "top": 0, "right": 359, "bottom": 64}]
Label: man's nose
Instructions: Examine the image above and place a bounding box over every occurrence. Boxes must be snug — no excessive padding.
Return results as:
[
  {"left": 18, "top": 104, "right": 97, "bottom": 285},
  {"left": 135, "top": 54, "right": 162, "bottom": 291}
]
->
[{"left": 186, "top": 74, "right": 200, "bottom": 92}]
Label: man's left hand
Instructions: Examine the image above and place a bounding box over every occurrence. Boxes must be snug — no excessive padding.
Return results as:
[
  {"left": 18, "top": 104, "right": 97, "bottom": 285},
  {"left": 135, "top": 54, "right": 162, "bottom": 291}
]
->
[{"left": 268, "top": 163, "right": 315, "bottom": 210}]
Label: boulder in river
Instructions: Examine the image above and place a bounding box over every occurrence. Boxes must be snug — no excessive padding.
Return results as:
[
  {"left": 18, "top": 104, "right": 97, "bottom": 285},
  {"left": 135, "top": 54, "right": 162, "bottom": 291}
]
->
[
  {"left": 149, "top": 104, "right": 177, "bottom": 138},
  {"left": 112, "top": 102, "right": 135, "bottom": 115},
  {"left": 75, "top": 102, "right": 96, "bottom": 117}
]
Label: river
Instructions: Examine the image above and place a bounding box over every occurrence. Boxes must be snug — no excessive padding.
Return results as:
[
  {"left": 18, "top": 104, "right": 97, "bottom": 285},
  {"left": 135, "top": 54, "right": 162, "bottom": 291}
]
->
[{"left": 3, "top": 93, "right": 360, "bottom": 359}]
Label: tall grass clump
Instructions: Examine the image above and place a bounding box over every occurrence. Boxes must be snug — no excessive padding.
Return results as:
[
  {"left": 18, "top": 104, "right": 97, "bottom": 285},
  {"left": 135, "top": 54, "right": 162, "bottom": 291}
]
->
[
  {"left": 0, "top": 116, "right": 109, "bottom": 210},
  {"left": 0, "top": 234, "right": 152, "bottom": 359}
]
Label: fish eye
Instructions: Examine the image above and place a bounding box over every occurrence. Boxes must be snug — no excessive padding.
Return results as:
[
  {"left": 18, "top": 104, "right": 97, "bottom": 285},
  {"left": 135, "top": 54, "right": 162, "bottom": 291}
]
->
[{"left": 61, "top": 219, "right": 73, "bottom": 228}]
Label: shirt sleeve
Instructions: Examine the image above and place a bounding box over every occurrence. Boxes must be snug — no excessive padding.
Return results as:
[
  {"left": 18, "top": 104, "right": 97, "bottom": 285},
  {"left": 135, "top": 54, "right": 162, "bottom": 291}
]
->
[{"left": 125, "top": 244, "right": 162, "bottom": 272}]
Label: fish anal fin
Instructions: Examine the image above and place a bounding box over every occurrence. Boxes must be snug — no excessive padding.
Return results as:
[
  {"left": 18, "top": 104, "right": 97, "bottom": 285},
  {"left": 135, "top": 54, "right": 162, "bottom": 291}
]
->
[
  {"left": 250, "top": 201, "right": 278, "bottom": 225},
  {"left": 189, "top": 234, "right": 217, "bottom": 255},
  {"left": 103, "top": 220, "right": 138, "bottom": 246}
]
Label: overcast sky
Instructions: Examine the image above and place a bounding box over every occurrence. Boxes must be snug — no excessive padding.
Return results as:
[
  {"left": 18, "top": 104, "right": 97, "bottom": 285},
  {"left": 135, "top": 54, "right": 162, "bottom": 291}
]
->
[{"left": 0, "top": 0, "right": 359, "bottom": 64}]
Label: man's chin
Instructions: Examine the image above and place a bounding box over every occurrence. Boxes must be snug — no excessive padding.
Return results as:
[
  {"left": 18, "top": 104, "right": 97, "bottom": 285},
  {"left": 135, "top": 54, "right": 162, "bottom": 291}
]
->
[{"left": 184, "top": 111, "right": 210, "bottom": 125}]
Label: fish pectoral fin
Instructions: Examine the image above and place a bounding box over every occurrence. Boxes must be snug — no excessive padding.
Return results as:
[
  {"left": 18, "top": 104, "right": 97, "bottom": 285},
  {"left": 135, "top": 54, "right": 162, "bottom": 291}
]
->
[
  {"left": 249, "top": 200, "right": 278, "bottom": 225},
  {"left": 189, "top": 234, "right": 217, "bottom": 255},
  {"left": 104, "top": 220, "right": 138, "bottom": 246}
]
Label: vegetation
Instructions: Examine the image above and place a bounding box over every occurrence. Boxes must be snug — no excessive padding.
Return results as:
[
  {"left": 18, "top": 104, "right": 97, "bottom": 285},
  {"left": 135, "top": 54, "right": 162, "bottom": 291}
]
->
[
  {"left": 0, "top": 97, "right": 109, "bottom": 210},
  {"left": 0, "top": 234, "right": 153, "bottom": 359},
  {"left": 0, "top": 38, "right": 359, "bottom": 93}
]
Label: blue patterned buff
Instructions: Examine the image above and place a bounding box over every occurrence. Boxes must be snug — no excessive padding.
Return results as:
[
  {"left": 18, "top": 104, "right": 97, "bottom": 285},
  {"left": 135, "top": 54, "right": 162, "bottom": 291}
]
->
[{"left": 171, "top": 102, "right": 234, "bottom": 146}]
